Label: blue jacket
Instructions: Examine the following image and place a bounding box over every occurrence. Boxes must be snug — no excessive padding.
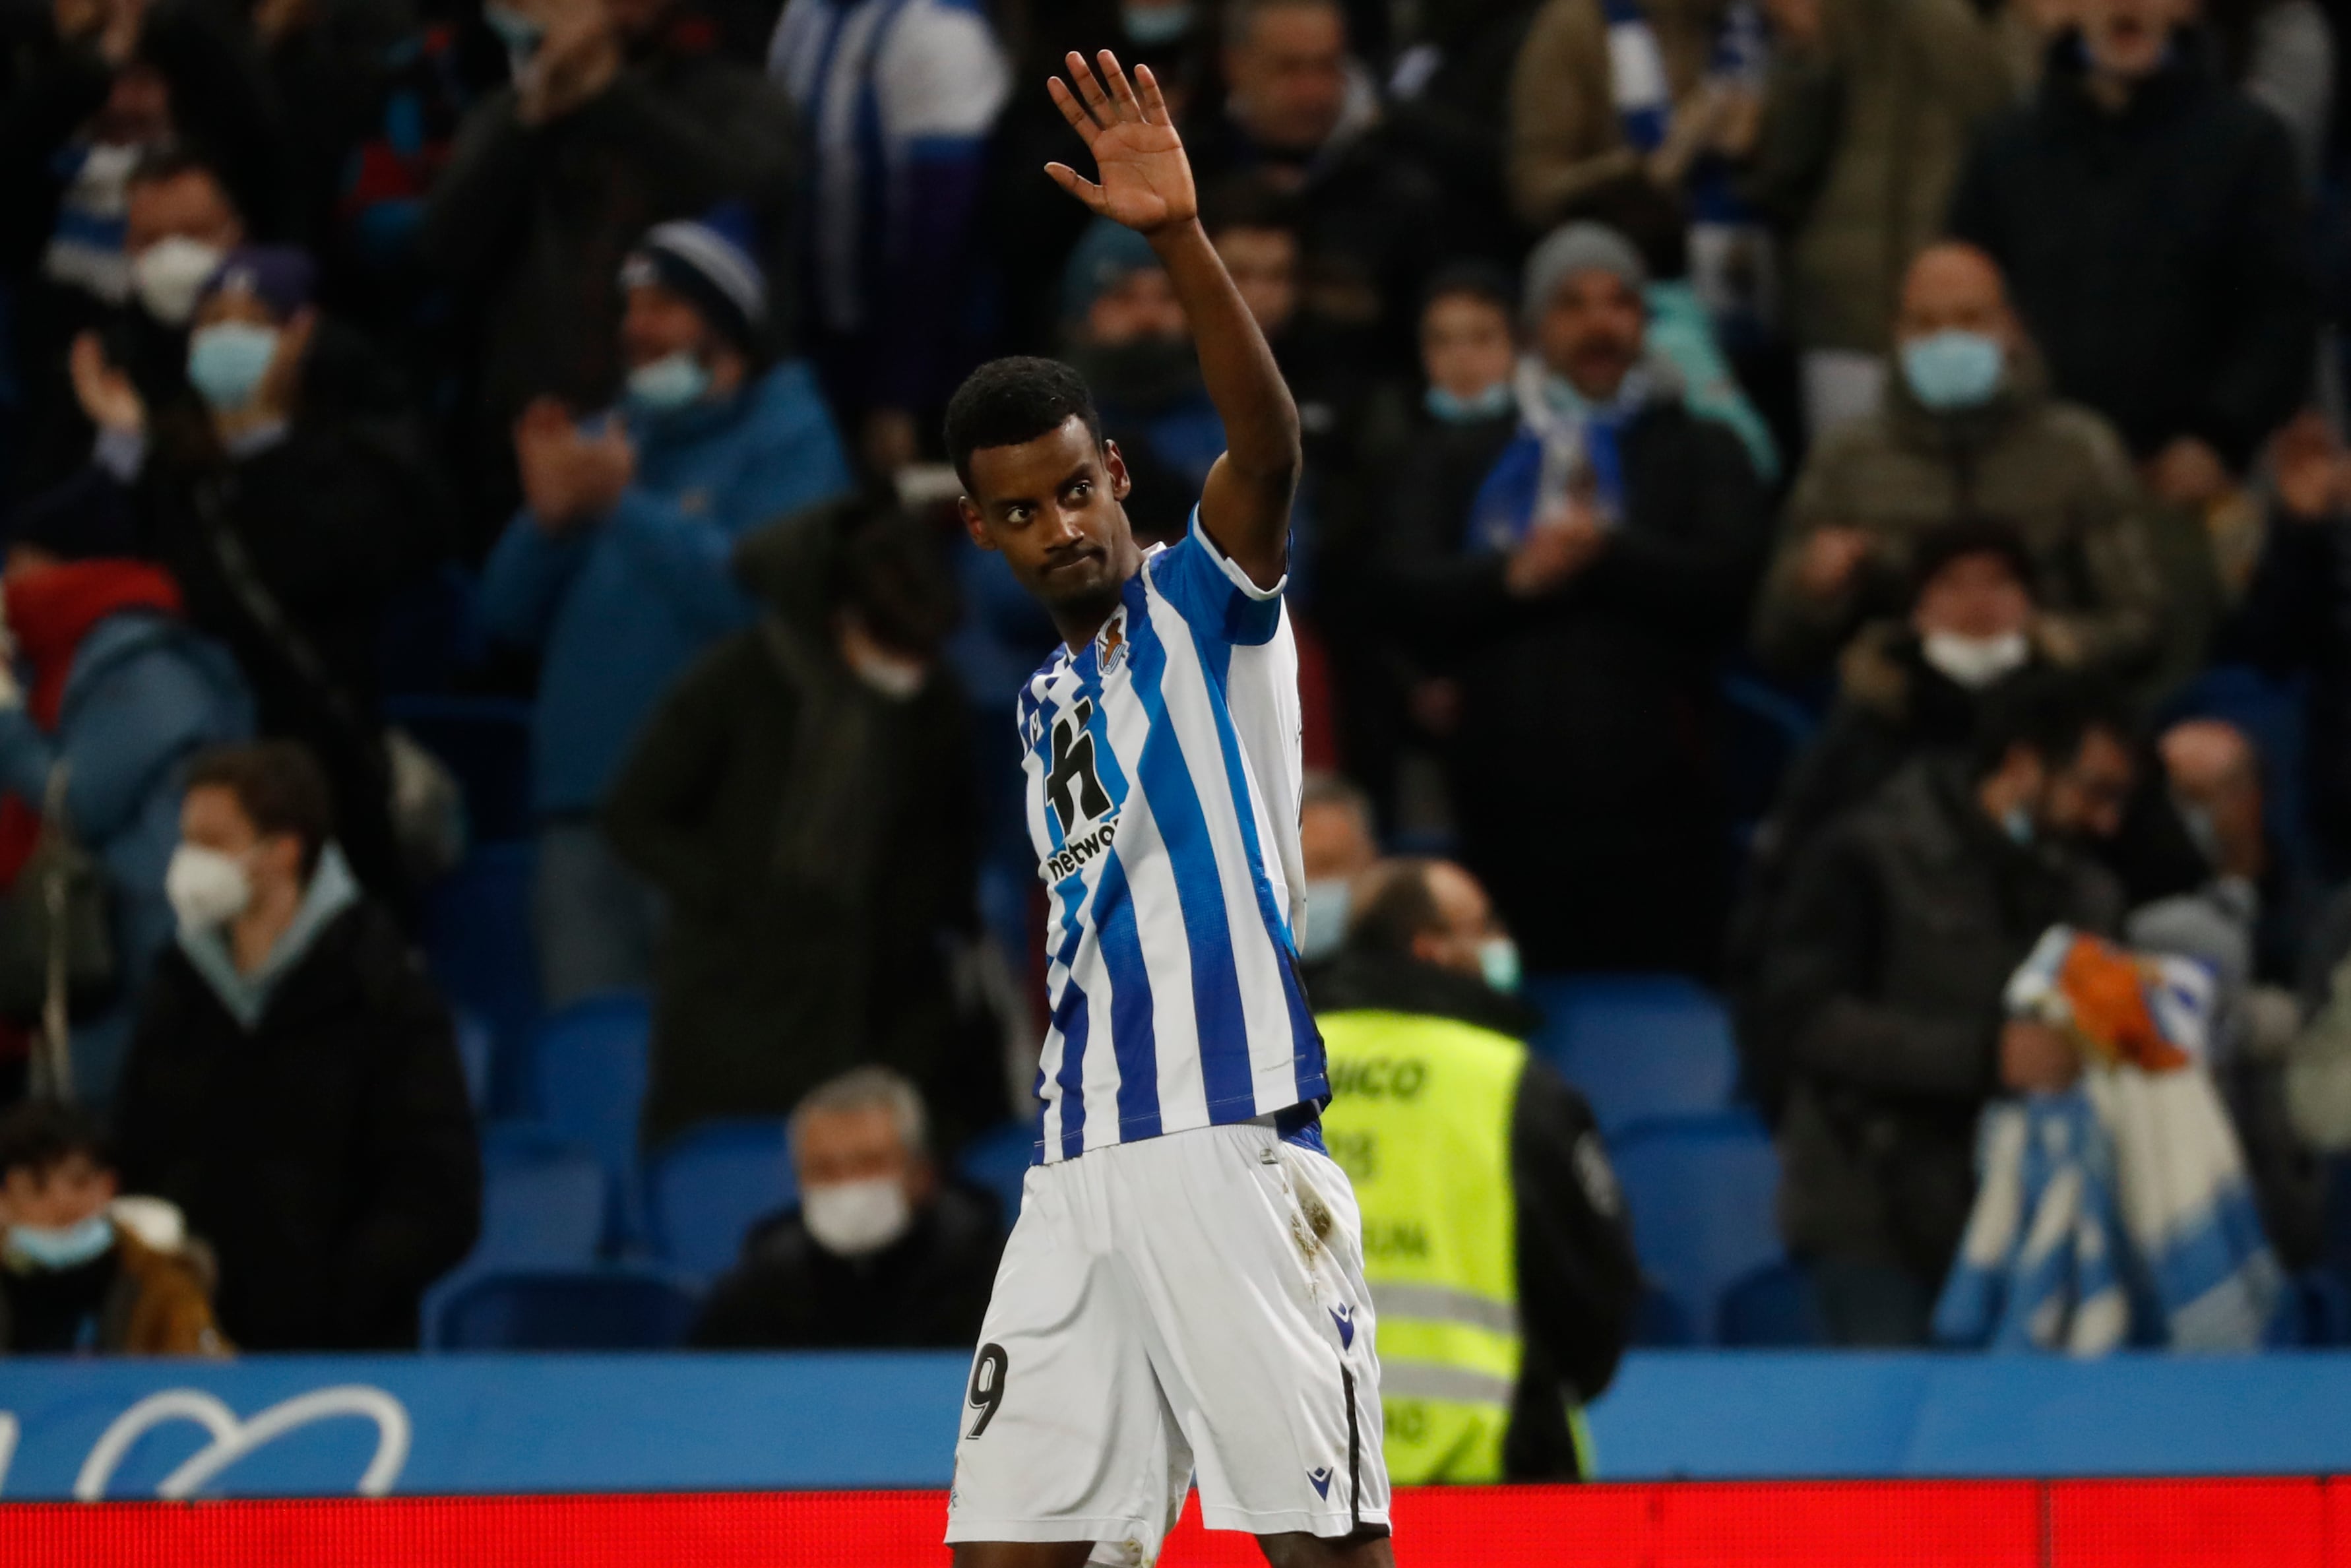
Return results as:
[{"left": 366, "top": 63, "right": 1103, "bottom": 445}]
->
[
  {"left": 478, "top": 358, "right": 853, "bottom": 816},
  {"left": 0, "top": 612, "right": 253, "bottom": 1105}
]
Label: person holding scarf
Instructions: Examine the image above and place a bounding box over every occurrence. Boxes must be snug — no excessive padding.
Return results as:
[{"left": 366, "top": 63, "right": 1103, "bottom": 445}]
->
[
  {"left": 0, "top": 499, "right": 251, "bottom": 1109},
  {"left": 1441, "top": 222, "right": 1767, "bottom": 976}
]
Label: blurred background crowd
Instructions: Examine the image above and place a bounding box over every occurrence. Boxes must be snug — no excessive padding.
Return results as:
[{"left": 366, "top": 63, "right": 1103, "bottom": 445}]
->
[{"left": 3, "top": 0, "right": 2351, "bottom": 1480}]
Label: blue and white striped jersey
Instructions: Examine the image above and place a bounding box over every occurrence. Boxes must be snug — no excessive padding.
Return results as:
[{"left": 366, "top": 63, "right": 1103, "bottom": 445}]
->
[{"left": 1019, "top": 514, "right": 1327, "bottom": 1162}]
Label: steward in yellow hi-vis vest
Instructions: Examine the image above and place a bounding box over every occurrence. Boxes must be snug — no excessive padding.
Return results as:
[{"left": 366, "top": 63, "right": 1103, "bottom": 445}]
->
[{"left": 1309, "top": 859, "right": 1640, "bottom": 1483}]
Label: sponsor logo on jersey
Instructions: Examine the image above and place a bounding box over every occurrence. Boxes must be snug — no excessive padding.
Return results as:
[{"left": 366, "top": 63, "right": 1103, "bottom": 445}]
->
[{"left": 1307, "top": 1466, "right": 1334, "bottom": 1499}]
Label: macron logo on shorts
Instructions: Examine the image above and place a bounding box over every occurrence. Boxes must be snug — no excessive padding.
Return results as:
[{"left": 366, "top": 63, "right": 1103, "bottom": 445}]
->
[
  {"left": 1329, "top": 1303, "right": 1354, "bottom": 1350},
  {"left": 1308, "top": 1466, "right": 1334, "bottom": 1499}
]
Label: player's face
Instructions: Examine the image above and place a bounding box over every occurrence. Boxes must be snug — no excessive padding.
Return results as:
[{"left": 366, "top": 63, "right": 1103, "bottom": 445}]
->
[{"left": 960, "top": 415, "right": 1143, "bottom": 619}]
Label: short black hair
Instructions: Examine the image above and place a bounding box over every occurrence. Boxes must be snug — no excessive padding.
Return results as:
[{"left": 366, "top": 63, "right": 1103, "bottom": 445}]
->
[
  {"left": 836, "top": 509, "right": 962, "bottom": 660},
  {"left": 185, "top": 741, "right": 336, "bottom": 881},
  {"left": 1970, "top": 672, "right": 2137, "bottom": 781},
  {"left": 128, "top": 139, "right": 232, "bottom": 201},
  {"left": 0, "top": 1099, "right": 111, "bottom": 1181},
  {"left": 1344, "top": 859, "right": 1444, "bottom": 959},
  {"left": 1910, "top": 517, "right": 2038, "bottom": 608},
  {"left": 1421, "top": 261, "right": 1516, "bottom": 322},
  {"left": 943, "top": 356, "right": 1105, "bottom": 489}
]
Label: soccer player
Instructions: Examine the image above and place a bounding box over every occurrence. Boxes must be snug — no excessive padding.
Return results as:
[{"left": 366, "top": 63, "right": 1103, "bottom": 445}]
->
[{"left": 941, "top": 49, "right": 1395, "bottom": 1568}]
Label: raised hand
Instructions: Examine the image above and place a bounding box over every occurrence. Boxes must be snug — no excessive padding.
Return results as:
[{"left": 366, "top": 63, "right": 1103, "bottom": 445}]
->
[
  {"left": 69, "top": 331, "right": 144, "bottom": 434},
  {"left": 1046, "top": 50, "right": 1196, "bottom": 237}
]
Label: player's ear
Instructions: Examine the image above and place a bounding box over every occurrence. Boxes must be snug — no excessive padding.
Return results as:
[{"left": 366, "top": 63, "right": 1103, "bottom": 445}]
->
[
  {"left": 1102, "top": 438, "right": 1133, "bottom": 501},
  {"left": 956, "top": 494, "right": 996, "bottom": 551}
]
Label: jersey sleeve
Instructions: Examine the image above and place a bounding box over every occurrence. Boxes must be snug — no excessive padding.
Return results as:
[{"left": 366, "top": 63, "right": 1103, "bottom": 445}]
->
[{"left": 1146, "top": 507, "right": 1287, "bottom": 647}]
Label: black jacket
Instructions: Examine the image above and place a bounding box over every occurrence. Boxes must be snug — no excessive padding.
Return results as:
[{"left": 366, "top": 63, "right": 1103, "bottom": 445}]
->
[
  {"left": 2231, "top": 506, "right": 2351, "bottom": 876},
  {"left": 1948, "top": 32, "right": 2315, "bottom": 467},
  {"left": 1311, "top": 953, "right": 1641, "bottom": 1481},
  {"left": 688, "top": 1183, "right": 1005, "bottom": 1350},
  {"left": 1747, "top": 760, "right": 2122, "bottom": 1280},
  {"left": 113, "top": 897, "right": 481, "bottom": 1349}
]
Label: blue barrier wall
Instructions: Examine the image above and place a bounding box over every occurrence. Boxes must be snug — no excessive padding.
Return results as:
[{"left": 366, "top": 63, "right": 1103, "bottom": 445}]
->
[{"left": 3, "top": 1351, "right": 2348, "bottom": 1501}]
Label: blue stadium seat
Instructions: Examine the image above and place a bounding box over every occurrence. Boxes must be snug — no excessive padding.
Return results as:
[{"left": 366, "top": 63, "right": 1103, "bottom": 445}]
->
[
  {"left": 956, "top": 1119, "right": 1039, "bottom": 1230},
  {"left": 423, "top": 842, "right": 540, "bottom": 1113},
  {"left": 1525, "top": 974, "right": 1741, "bottom": 1134},
  {"left": 1610, "top": 1111, "right": 1783, "bottom": 1348},
  {"left": 384, "top": 693, "right": 536, "bottom": 847},
  {"left": 453, "top": 1009, "right": 495, "bottom": 1113},
  {"left": 1718, "top": 1258, "right": 1825, "bottom": 1347},
  {"left": 472, "top": 1124, "right": 608, "bottom": 1267},
  {"left": 421, "top": 1265, "right": 701, "bottom": 1351},
  {"left": 530, "top": 991, "right": 653, "bottom": 1246},
  {"left": 645, "top": 1119, "right": 797, "bottom": 1278},
  {"left": 1632, "top": 1284, "right": 1693, "bottom": 1347}
]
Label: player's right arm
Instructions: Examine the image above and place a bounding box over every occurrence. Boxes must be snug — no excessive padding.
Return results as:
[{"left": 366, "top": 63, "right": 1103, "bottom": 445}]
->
[{"left": 1045, "top": 49, "right": 1300, "bottom": 593}]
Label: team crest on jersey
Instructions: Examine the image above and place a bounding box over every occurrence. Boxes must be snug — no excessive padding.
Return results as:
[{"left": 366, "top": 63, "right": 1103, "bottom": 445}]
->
[{"left": 1097, "top": 610, "right": 1127, "bottom": 674}]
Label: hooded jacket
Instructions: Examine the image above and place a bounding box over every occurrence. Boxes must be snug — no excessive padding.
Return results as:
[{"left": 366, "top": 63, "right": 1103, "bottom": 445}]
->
[
  {"left": 1947, "top": 31, "right": 2315, "bottom": 466},
  {"left": 479, "top": 357, "right": 853, "bottom": 817},
  {"left": 1753, "top": 350, "right": 2164, "bottom": 681},
  {"left": 0, "top": 1220, "right": 230, "bottom": 1355},
  {"left": 601, "top": 504, "right": 988, "bottom": 1151}
]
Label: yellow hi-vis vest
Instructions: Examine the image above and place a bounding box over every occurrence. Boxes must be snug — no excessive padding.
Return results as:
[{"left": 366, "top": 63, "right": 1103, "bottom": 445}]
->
[{"left": 1319, "top": 1008, "right": 1528, "bottom": 1484}]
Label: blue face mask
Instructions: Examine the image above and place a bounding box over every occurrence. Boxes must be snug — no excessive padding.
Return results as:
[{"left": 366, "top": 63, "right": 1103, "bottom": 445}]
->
[
  {"left": 187, "top": 322, "right": 280, "bottom": 412},
  {"left": 1479, "top": 935, "right": 1522, "bottom": 995},
  {"left": 7, "top": 1212, "right": 114, "bottom": 1272},
  {"left": 2003, "top": 805, "right": 2036, "bottom": 846},
  {"left": 482, "top": 1, "right": 546, "bottom": 58},
  {"left": 1900, "top": 329, "right": 2005, "bottom": 412},
  {"left": 1426, "top": 381, "right": 1515, "bottom": 424},
  {"left": 625, "top": 351, "right": 710, "bottom": 414},
  {"left": 1121, "top": 1, "right": 1196, "bottom": 44}
]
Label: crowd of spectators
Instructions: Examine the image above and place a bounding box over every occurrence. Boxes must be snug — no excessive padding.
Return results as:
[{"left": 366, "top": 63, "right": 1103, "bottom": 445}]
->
[{"left": 0, "top": 0, "right": 2348, "bottom": 1375}]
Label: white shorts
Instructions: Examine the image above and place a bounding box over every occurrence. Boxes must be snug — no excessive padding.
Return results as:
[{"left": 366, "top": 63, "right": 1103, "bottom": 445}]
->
[{"left": 944, "top": 1119, "right": 1391, "bottom": 1563}]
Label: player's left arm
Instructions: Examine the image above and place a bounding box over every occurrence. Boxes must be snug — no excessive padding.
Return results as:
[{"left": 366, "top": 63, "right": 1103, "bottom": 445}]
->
[{"left": 1046, "top": 49, "right": 1299, "bottom": 590}]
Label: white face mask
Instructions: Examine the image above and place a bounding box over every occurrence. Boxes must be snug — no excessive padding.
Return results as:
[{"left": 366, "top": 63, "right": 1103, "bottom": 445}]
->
[
  {"left": 801, "top": 1176, "right": 912, "bottom": 1257},
  {"left": 1299, "top": 877, "right": 1351, "bottom": 962},
  {"left": 1920, "top": 629, "right": 2030, "bottom": 690},
  {"left": 166, "top": 842, "right": 253, "bottom": 931},
  {"left": 846, "top": 644, "right": 929, "bottom": 701},
  {"left": 131, "top": 236, "right": 226, "bottom": 326}
]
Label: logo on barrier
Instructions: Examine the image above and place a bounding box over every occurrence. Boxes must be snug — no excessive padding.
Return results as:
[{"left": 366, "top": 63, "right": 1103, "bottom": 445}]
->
[{"left": 0, "top": 1385, "right": 416, "bottom": 1501}]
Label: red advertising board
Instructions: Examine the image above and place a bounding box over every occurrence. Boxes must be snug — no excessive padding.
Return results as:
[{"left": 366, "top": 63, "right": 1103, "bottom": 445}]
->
[{"left": 0, "top": 1479, "right": 2334, "bottom": 1567}]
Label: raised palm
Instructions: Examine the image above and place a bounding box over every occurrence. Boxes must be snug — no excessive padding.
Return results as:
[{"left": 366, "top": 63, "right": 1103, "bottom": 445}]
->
[{"left": 1046, "top": 51, "right": 1197, "bottom": 235}]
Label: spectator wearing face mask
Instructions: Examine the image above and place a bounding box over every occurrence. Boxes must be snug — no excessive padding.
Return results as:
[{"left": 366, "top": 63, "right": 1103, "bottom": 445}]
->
[
  {"left": 480, "top": 214, "right": 852, "bottom": 1009},
  {"left": 21, "top": 245, "right": 441, "bottom": 905},
  {"left": 1315, "top": 858, "right": 1639, "bottom": 1482},
  {"left": 1754, "top": 242, "right": 2164, "bottom": 687},
  {"left": 1947, "top": 0, "right": 2316, "bottom": 526},
  {"left": 113, "top": 741, "right": 479, "bottom": 1350},
  {"left": 1433, "top": 222, "right": 1767, "bottom": 975},
  {"left": 1745, "top": 675, "right": 2133, "bottom": 1344},
  {"left": 1296, "top": 770, "right": 1379, "bottom": 966},
  {"left": 689, "top": 1065, "right": 1005, "bottom": 1348},
  {"left": 603, "top": 503, "right": 989, "bottom": 1152},
  {"left": 0, "top": 507, "right": 250, "bottom": 1108}
]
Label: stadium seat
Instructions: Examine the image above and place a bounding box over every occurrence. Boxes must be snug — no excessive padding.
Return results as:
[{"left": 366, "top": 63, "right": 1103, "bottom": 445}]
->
[
  {"left": 530, "top": 991, "right": 654, "bottom": 1246},
  {"left": 421, "top": 1265, "right": 702, "bottom": 1351},
  {"left": 645, "top": 1119, "right": 798, "bottom": 1278},
  {"left": 473, "top": 1124, "right": 609, "bottom": 1267},
  {"left": 1611, "top": 1111, "right": 1784, "bottom": 1348},
  {"left": 454, "top": 1009, "right": 495, "bottom": 1113},
  {"left": 1718, "top": 1259, "right": 1825, "bottom": 1347},
  {"left": 956, "top": 1119, "right": 1039, "bottom": 1229},
  {"left": 1524, "top": 974, "right": 1741, "bottom": 1134},
  {"left": 1632, "top": 1284, "right": 1693, "bottom": 1347},
  {"left": 423, "top": 842, "right": 540, "bottom": 1113},
  {"left": 383, "top": 693, "right": 536, "bottom": 848}
]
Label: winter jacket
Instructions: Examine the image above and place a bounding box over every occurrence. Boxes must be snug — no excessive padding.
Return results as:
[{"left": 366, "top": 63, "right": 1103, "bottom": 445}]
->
[
  {"left": 1744, "top": 0, "right": 2011, "bottom": 354},
  {"left": 601, "top": 505, "right": 986, "bottom": 1150},
  {"left": 1310, "top": 952, "right": 1641, "bottom": 1480},
  {"left": 1753, "top": 355, "right": 2164, "bottom": 679},
  {"left": 1417, "top": 394, "right": 1767, "bottom": 970},
  {"left": 2228, "top": 506, "right": 2351, "bottom": 874},
  {"left": 479, "top": 358, "right": 853, "bottom": 817},
  {"left": 0, "top": 1222, "right": 230, "bottom": 1355},
  {"left": 689, "top": 1183, "right": 1004, "bottom": 1349},
  {"left": 113, "top": 881, "right": 480, "bottom": 1350},
  {"left": 1505, "top": 0, "right": 1723, "bottom": 229},
  {"left": 1947, "top": 33, "right": 2316, "bottom": 466},
  {"left": 0, "top": 609, "right": 251, "bottom": 1105},
  {"left": 1747, "top": 759, "right": 2123, "bottom": 1282},
  {"left": 419, "top": 29, "right": 799, "bottom": 520}
]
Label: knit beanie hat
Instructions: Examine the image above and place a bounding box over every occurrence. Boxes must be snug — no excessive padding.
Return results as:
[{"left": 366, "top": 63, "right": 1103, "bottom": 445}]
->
[
  {"left": 1520, "top": 222, "right": 1647, "bottom": 332},
  {"left": 1061, "top": 218, "right": 1164, "bottom": 323},
  {"left": 621, "top": 208, "right": 769, "bottom": 353},
  {"left": 199, "top": 245, "right": 316, "bottom": 321}
]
